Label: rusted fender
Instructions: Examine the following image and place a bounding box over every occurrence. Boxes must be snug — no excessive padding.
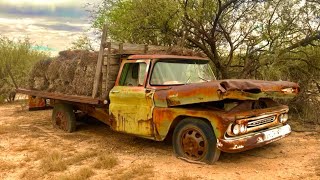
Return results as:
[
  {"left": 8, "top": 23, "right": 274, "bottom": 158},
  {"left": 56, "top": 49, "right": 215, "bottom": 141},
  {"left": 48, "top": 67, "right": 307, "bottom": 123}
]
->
[
  {"left": 153, "top": 107, "right": 228, "bottom": 141},
  {"left": 218, "top": 79, "right": 299, "bottom": 92},
  {"left": 154, "top": 79, "right": 299, "bottom": 107},
  {"left": 153, "top": 104, "right": 289, "bottom": 141}
]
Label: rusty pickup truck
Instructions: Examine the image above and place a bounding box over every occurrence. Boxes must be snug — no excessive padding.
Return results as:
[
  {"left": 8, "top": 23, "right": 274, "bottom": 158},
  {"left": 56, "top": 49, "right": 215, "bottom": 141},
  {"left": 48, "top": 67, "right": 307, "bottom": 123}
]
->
[
  {"left": 111, "top": 54, "right": 298, "bottom": 164},
  {"left": 17, "top": 27, "right": 299, "bottom": 164},
  {"left": 18, "top": 53, "right": 299, "bottom": 164}
]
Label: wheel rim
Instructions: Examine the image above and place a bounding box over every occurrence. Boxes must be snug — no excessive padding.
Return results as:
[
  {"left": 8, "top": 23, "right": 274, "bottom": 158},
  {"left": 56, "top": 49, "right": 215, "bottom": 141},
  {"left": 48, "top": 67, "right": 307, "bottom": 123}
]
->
[
  {"left": 55, "top": 111, "right": 68, "bottom": 131},
  {"left": 180, "top": 127, "right": 207, "bottom": 160}
]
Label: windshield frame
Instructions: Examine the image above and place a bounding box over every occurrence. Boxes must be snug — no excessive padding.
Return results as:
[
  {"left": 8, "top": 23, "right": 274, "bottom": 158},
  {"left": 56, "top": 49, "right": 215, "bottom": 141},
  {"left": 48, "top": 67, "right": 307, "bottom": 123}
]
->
[{"left": 148, "top": 59, "right": 215, "bottom": 87}]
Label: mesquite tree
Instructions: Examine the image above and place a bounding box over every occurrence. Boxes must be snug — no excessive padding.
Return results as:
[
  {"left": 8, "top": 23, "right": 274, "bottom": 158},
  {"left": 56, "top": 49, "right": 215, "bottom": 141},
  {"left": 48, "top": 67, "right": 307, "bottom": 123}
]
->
[{"left": 90, "top": 0, "right": 320, "bottom": 79}]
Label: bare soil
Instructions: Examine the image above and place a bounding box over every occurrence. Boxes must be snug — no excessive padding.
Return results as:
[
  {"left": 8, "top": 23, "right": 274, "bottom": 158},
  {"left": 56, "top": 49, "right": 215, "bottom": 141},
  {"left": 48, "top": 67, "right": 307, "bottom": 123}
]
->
[{"left": 0, "top": 101, "right": 319, "bottom": 180}]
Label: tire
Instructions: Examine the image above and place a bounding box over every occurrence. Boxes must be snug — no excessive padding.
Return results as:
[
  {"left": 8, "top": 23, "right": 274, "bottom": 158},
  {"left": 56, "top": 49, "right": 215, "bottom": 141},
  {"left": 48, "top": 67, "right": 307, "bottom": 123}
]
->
[
  {"left": 173, "top": 118, "right": 221, "bottom": 164},
  {"left": 52, "top": 103, "right": 76, "bottom": 133}
]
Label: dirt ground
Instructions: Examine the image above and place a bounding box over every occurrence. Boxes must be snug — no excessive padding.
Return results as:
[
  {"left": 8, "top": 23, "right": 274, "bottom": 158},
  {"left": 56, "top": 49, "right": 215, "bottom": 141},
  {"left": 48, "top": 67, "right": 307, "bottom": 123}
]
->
[{"left": 0, "top": 101, "right": 319, "bottom": 180}]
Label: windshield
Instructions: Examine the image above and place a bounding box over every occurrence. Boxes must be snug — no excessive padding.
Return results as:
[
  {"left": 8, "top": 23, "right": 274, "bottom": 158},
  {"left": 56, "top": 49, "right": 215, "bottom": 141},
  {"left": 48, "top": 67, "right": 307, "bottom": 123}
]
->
[{"left": 150, "top": 60, "right": 216, "bottom": 85}]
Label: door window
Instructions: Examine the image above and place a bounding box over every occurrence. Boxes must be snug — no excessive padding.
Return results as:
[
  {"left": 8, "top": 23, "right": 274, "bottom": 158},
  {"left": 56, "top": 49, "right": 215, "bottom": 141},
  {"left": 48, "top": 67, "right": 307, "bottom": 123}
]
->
[{"left": 119, "top": 63, "right": 147, "bottom": 86}]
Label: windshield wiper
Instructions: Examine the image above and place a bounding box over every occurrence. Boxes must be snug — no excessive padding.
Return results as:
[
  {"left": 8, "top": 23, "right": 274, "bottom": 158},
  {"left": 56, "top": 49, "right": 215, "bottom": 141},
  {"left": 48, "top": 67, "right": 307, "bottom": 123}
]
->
[
  {"left": 196, "top": 66, "right": 210, "bottom": 82},
  {"left": 185, "top": 73, "right": 192, "bottom": 84},
  {"left": 198, "top": 75, "right": 210, "bottom": 82}
]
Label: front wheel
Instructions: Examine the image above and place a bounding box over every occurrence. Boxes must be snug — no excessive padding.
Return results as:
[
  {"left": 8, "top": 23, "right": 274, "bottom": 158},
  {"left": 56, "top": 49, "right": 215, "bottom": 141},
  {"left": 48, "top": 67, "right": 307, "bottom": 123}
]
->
[
  {"left": 52, "top": 103, "right": 76, "bottom": 132},
  {"left": 173, "top": 118, "right": 220, "bottom": 164}
]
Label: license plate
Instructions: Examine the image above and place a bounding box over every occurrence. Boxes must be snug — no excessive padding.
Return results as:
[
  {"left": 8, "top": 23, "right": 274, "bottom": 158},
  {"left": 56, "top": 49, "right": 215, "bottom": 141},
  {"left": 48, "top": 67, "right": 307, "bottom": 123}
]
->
[{"left": 263, "top": 125, "right": 291, "bottom": 141}]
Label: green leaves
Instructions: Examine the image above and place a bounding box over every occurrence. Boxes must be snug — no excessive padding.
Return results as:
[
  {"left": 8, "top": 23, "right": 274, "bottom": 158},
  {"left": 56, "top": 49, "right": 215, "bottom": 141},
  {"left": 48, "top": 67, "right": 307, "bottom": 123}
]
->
[
  {"left": 92, "top": 0, "right": 181, "bottom": 45},
  {"left": 90, "top": 0, "right": 320, "bottom": 80},
  {"left": 70, "top": 35, "right": 94, "bottom": 51},
  {"left": 0, "top": 36, "right": 47, "bottom": 102}
]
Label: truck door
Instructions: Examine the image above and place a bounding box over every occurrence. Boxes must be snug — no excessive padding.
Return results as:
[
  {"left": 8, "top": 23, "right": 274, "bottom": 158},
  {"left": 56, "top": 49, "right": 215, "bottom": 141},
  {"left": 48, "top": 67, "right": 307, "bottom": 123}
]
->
[{"left": 109, "top": 60, "right": 155, "bottom": 138}]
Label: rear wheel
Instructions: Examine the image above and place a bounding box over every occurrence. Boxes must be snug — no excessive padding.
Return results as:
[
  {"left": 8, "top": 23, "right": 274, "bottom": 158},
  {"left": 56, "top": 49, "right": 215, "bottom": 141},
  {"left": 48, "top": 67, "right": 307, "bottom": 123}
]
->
[
  {"left": 52, "top": 103, "right": 76, "bottom": 132},
  {"left": 173, "top": 118, "right": 220, "bottom": 164}
]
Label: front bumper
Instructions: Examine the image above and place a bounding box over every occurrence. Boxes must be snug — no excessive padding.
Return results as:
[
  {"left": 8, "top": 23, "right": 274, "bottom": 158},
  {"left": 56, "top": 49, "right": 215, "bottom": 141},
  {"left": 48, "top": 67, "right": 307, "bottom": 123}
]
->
[{"left": 217, "top": 124, "right": 291, "bottom": 153}]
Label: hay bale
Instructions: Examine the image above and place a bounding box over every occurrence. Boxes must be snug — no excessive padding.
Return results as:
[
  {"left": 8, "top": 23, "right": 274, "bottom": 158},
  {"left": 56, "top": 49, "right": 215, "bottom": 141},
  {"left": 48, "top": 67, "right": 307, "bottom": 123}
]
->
[
  {"left": 46, "top": 60, "right": 61, "bottom": 81},
  {"left": 29, "top": 50, "right": 98, "bottom": 96},
  {"left": 147, "top": 46, "right": 206, "bottom": 57},
  {"left": 28, "top": 47, "right": 204, "bottom": 96},
  {"left": 71, "top": 57, "right": 97, "bottom": 96},
  {"left": 28, "top": 59, "right": 51, "bottom": 89},
  {"left": 58, "top": 50, "right": 98, "bottom": 62},
  {"left": 165, "top": 46, "right": 206, "bottom": 57},
  {"left": 59, "top": 60, "right": 77, "bottom": 83},
  {"left": 58, "top": 50, "right": 82, "bottom": 60},
  {"left": 31, "top": 59, "right": 52, "bottom": 77},
  {"left": 33, "top": 77, "right": 48, "bottom": 90}
]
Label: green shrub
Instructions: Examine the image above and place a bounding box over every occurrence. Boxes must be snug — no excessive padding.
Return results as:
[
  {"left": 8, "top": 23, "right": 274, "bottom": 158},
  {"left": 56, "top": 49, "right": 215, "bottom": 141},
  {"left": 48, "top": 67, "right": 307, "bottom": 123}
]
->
[{"left": 0, "top": 36, "right": 48, "bottom": 103}]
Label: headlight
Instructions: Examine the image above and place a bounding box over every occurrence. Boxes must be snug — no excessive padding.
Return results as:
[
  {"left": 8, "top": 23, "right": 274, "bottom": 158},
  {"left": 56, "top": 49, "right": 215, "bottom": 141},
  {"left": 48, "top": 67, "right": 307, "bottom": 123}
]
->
[
  {"left": 229, "top": 123, "right": 247, "bottom": 136},
  {"left": 240, "top": 124, "right": 247, "bottom": 133},
  {"left": 281, "top": 88, "right": 295, "bottom": 94},
  {"left": 279, "top": 113, "right": 289, "bottom": 123},
  {"left": 232, "top": 124, "right": 240, "bottom": 135}
]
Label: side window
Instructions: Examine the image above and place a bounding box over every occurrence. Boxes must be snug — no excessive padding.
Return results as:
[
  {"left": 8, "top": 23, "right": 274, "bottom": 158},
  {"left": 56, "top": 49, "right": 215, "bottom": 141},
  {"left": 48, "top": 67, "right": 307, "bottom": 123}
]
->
[{"left": 119, "top": 63, "right": 147, "bottom": 86}]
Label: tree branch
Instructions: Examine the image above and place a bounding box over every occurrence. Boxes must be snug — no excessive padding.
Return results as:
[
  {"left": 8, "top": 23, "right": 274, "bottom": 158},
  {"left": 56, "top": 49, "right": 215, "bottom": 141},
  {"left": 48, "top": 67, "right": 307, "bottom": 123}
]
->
[{"left": 281, "top": 31, "right": 320, "bottom": 54}]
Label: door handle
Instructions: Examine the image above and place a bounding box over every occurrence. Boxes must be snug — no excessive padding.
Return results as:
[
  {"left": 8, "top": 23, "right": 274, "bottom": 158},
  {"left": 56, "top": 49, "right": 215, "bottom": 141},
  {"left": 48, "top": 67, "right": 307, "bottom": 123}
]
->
[{"left": 111, "top": 90, "right": 119, "bottom": 93}]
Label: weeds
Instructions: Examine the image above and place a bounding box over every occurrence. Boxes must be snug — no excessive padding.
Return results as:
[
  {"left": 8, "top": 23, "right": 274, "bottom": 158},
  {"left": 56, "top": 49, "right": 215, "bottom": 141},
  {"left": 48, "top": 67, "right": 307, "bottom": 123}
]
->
[
  {"left": 65, "top": 151, "right": 98, "bottom": 165},
  {"left": 92, "top": 154, "right": 119, "bottom": 169},
  {"left": 112, "top": 164, "right": 154, "bottom": 180},
  {"left": 58, "top": 167, "right": 94, "bottom": 180},
  {"left": 20, "top": 169, "right": 43, "bottom": 180},
  {"left": 39, "top": 150, "right": 67, "bottom": 172}
]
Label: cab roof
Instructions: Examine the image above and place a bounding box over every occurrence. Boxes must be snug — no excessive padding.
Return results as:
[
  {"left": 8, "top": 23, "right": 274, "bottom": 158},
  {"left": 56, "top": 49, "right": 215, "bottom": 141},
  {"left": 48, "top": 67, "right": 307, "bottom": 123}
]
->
[{"left": 127, "top": 54, "right": 209, "bottom": 61}]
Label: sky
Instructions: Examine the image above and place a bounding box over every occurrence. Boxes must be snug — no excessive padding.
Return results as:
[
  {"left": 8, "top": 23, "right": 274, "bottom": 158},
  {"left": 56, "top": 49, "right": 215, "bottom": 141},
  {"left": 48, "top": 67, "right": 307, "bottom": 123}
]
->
[{"left": 0, "top": 0, "right": 100, "bottom": 55}]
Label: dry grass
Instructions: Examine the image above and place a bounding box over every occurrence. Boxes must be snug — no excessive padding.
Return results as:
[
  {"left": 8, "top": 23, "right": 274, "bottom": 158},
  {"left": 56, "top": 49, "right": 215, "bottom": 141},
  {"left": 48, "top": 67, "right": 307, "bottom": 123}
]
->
[
  {"left": 39, "top": 150, "right": 67, "bottom": 172},
  {"left": 19, "top": 150, "right": 97, "bottom": 179},
  {"left": 0, "top": 160, "right": 18, "bottom": 171},
  {"left": 65, "top": 151, "right": 98, "bottom": 165},
  {"left": 35, "top": 148, "right": 49, "bottom": 160},
  {"left": 23, "top": 155, "right": 32, "bottom": 163},
  {"left": 0, "top": 124, "right": 20, "bottom": 134},
  {"left": 11, "top": 141, "right": 37, "bottom": 152},
  {"left": 12, "top": 145, "right": 30, "bottom": 152},
  {"left": 92, "top": 154, "right": 119, "bottom": 169},
  {"left": 57, "top": 167, "right": 95, "bottom": 180},
  {"left": 177, "top": 174, "right": 195, "bottom": 180},
  {"left": 20, "top": 169, "right": 43, "bottom": 180},
  {"left": 112, "top": 164, "right": 154, "bottom": 180}
]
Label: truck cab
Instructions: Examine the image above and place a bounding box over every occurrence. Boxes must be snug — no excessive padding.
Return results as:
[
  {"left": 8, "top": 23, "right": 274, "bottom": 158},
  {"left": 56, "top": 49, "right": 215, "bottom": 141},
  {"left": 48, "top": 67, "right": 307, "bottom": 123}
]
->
[{"left": 108, "top": 54, "right": 299, "bottom": 164}]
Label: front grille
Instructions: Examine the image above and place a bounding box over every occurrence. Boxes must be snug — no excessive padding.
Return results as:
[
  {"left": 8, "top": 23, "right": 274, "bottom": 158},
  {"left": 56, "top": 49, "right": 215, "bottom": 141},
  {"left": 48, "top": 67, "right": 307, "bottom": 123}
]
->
[{"left": 247, "top": 116, "right": 276, "bottom": 128}]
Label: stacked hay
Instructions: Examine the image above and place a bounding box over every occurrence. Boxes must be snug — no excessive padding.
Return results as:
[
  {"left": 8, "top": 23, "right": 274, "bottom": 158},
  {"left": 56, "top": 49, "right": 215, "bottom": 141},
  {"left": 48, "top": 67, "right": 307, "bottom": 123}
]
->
[
  {"left": 28, "top": 47, "right": 206, "bottom": 97},
  {"left": 29, "top": 58, "right": 51, "bottom": 90},
  {"left": 29, "top": 50, "right": 98, "bottom": 96},
  {"left": 162, "top": 46, "right": 206, "bottom": 57}
]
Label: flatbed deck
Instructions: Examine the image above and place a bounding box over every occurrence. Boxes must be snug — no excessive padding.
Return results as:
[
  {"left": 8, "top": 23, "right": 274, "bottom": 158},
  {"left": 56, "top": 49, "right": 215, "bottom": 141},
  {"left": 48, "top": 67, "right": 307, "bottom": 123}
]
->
[{"left": 17, "top": 88, "right": 100, "bottom": 105}]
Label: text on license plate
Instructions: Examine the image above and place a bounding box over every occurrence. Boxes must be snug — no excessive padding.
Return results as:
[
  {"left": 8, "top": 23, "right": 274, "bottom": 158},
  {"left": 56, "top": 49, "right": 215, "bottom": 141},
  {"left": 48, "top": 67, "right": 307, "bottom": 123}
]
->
[{"left": 263, "top": 126, "right": 291, "bottom": 141}]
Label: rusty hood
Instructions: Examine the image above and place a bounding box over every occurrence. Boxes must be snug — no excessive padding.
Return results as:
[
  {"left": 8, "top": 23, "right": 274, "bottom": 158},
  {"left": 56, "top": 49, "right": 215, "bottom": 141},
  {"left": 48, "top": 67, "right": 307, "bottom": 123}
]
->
[{"left": 153, "top": 79, "right": 299, "bottom": 107}]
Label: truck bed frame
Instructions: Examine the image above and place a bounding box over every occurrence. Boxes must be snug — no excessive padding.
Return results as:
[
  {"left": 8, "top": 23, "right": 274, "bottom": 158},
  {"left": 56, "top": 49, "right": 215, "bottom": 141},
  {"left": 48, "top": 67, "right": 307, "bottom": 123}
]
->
[{"left": 16, "top": 88, "right": 100, "bottom": 105}]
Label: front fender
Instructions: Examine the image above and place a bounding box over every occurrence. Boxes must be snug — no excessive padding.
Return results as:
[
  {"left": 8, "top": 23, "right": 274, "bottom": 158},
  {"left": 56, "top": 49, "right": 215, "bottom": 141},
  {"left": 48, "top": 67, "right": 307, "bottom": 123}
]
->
[{"left": 153, "top": 107, "right": 230, "bottom": 141}]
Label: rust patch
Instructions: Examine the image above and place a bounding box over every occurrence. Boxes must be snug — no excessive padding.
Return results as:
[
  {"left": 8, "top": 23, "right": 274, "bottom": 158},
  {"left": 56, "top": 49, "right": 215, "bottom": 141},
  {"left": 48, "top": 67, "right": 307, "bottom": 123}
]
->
[
  {"left": 219, "top": 79, "right": 299, "bottom": 92},
  {"left": 109, "top": 85, "right": 155, "bottom": 138},
  {"left": 153, "top": 107, "right": 229, "bottom": 140},
  {"left": 217, "top": 125, "right": 291, "bottom": 153},
  {"left": 153, "top": 80, "right": 299, "bottom": 108}
]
